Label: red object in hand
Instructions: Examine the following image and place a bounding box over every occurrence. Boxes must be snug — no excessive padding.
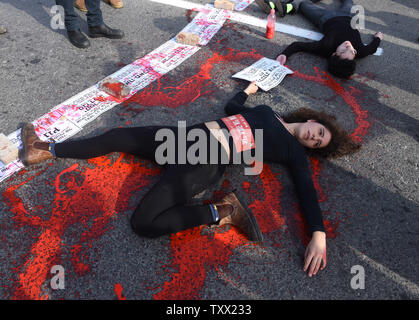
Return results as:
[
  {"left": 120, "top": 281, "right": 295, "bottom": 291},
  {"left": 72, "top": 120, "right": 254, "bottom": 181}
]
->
[{"left": 266, "top": 9, "right": 276, "bottom": 39}]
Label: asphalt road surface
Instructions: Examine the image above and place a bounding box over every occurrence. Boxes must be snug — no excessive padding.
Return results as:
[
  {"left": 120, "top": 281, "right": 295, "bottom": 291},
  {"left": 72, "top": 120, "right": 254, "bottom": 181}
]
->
[{"left": 0, "top": 0, "right": 418, "bottom": 300}]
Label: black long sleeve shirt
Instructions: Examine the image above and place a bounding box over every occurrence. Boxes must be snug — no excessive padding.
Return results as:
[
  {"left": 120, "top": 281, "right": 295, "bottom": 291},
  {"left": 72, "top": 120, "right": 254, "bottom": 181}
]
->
[
  {"left": 281, "top": 16, "right": 381, "bottom": 59},
  {"left": 216, "top": 91, "right": 325, "bottom": 234}
]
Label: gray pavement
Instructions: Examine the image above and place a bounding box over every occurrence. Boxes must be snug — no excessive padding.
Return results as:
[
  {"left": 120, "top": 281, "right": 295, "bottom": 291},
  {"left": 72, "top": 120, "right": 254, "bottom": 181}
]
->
[{"left": 0, "top": 0, "right": 418, "bottom": 300}]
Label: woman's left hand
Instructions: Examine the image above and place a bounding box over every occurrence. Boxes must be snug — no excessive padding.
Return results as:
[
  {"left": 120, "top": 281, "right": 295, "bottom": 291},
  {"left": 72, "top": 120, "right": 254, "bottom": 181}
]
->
[{"left": 303, "top": 231, "right": 327, "bottom": 277}]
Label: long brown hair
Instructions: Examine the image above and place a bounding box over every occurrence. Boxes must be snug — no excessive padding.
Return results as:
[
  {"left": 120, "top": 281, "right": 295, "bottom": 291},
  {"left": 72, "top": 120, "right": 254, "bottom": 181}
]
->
[{"left": 282, "top": 108, "right": 361, "bottom": 158}]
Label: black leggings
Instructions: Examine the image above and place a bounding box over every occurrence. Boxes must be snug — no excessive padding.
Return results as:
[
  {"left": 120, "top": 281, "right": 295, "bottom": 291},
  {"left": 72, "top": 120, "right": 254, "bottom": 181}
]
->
[
  {"left": 54, "top": 123, "right": 228, "bottom": 238},
  {"left": 298, "top": 0, "right": 354, "bottom": 31}
]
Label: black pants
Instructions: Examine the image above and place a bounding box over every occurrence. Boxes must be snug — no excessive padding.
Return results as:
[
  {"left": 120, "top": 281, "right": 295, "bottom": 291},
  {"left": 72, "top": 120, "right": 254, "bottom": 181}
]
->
[
  {"left": 54, "top": 124, "right": 228, "bottom": 238},
  {"left": 56, "top": 0, "right": 104, "bottom": 31}
]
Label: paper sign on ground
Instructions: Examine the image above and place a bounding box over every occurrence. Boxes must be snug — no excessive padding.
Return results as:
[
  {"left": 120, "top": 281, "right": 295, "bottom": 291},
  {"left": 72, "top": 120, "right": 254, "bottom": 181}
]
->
[
  {"left": 232, "top": 57, "right": 294, "bottom": 91},
  {"left": 178, "top": 21, "right": 224, "bottom": 46}
]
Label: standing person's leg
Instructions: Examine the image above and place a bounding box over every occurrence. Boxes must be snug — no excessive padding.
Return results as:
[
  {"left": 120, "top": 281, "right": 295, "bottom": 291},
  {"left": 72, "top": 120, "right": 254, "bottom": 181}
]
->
[{"left": 130, "top": 162, "right": 263, "bottom": 241}]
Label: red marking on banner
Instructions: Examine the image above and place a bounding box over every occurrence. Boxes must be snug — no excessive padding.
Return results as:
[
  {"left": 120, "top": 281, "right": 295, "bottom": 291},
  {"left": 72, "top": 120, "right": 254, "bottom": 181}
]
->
[{"left": 114, "top": 283, "right": 126, "bottom": 300}]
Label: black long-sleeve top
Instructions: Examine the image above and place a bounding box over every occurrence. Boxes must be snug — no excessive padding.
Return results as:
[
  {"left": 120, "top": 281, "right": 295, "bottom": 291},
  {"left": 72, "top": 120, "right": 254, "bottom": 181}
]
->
[
  {"left": 216, "top": 91, "right": 325, "bottom": 234},
  {"left": 281, "top": 16, "right": 381, "bottom": 59}
]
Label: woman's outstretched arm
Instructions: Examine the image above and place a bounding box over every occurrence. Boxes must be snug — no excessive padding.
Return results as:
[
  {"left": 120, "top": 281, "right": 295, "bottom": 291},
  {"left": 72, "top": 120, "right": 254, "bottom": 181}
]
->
[{"left": 224, "top": 82, "right": 259, "bottom": 115}]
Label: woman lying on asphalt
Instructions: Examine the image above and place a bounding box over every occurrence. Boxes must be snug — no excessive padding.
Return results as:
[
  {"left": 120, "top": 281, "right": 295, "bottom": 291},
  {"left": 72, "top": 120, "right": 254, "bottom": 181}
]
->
[
  {"left": 256, "top": 0, "right": 383, "bottom": 78},
  {"left": 18, "top": 82, "right": 359, "bottom": 277}
]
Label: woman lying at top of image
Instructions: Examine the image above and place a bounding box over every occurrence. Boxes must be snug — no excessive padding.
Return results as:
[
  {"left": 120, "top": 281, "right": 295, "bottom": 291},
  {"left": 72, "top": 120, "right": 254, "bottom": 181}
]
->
[{"left": 18, "top": 81, "right": 359, "bottom": 277}]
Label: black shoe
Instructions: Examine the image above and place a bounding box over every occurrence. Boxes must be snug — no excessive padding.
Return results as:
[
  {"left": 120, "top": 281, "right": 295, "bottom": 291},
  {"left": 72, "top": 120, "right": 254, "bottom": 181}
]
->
[
  {"left": 67, "top": 29, "right": 90, "bottom": 48},
  {"left": 88, "top": 24, "right": 124, "bottom": 39}
]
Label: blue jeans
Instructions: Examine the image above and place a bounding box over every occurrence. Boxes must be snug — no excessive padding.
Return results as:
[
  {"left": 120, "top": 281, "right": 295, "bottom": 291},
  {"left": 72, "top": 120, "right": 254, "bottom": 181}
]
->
[
  {"left": 56, "top": 0, "right": 103, "bottom": 31},
  {"left": 298, "top": 0, "right": 355, "bottom": 31}
]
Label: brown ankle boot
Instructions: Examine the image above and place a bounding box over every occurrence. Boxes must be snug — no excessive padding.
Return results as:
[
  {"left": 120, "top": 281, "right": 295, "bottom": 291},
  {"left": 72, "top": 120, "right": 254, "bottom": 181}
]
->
[
  {"left": 19, "top": 123, "right": 54, "bottom": 166},
  {"left": 214, "top": 192, "right": 263, "bottom": 242}
]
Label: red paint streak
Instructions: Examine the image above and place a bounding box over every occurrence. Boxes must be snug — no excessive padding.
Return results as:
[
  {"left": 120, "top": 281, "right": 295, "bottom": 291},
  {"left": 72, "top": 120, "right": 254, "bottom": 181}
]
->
[
  {"left": 3, "top": 155, "right": 160, "bottom": 299},
  {"left": 114, "top": 283, "right": 126, "bottom": 300}
]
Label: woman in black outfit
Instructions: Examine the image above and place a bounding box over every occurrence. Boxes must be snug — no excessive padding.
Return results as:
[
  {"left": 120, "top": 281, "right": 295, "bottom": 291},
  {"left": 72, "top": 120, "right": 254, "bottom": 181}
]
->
[
  {"left": 19, "top": 82, "right": 359, "bottom": 277},
  {"left": 258, "top": 0, "right": 383, "bottom": 78}
]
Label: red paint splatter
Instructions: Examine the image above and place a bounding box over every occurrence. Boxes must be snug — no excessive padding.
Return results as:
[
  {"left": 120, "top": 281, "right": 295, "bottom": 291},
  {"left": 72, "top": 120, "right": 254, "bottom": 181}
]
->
[
  {"left": 114, "top": 283, "right": 126, "bottom": 300},
  {"left": 3, "top": 155, "right": 160, "bottom": 299}
]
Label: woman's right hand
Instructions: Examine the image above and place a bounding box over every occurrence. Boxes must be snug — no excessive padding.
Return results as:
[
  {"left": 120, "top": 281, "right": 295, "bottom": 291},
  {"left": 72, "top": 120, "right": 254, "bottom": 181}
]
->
[
  {"left": 244, "top": 81, "right": 259, "bottom": 95},
  {"left": 276, "top": 54, "right": 287, "bottom": 65}
]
